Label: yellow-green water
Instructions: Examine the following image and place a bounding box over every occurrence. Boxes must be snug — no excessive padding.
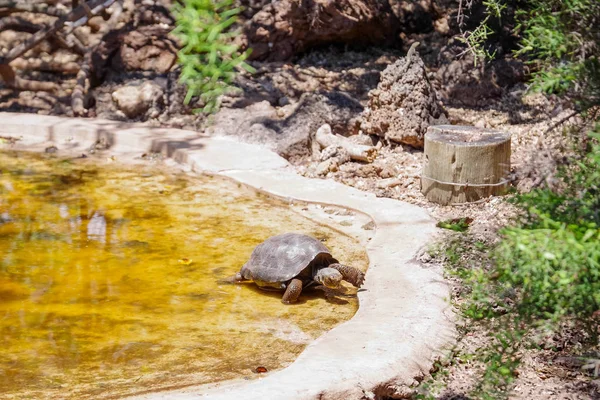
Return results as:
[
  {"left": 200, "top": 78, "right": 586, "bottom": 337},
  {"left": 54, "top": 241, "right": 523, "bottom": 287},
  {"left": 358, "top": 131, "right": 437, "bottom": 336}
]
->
[{"left": 0, "top": 151, "right": 368, "bottom": 399}]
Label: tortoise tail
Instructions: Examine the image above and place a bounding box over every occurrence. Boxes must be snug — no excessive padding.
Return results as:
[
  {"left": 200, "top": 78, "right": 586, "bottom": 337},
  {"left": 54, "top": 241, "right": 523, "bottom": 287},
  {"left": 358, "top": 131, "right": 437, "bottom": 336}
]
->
[
  {"left": 329, "top": 263, "right": 365, "bottom": 287},
  {"left": 217, "top": 272, "right": 247, "bottom": 285}
]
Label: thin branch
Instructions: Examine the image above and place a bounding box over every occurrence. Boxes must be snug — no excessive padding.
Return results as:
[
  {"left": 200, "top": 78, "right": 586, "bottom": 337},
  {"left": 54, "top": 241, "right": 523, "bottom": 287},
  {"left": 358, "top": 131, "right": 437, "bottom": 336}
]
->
[
  {"left": 543, "top": 110, "right": 582, "bottom": 135},
  {"left": 0, "top": 16, "right": 42, "bottom": 33},
  {"left": 11, "top": 58, "right": 80, "bottom": 74},
  {"left": 0, "top": 2, "right": 68, "bottom": 17},
  {"left": 53, "top": 31, "right": 87, "bottom": 55},
  {"left": 0, "top": 0, "right": 116, "bottom": 65},
  {"left": 0, "top": 0, "right": 61, "bottom": 7},
  {"left": 71, "top": 50, "right": 92, "bottom": 116},
  {"left": 0, "top": 64, "right": 58, "bottom": 92}
]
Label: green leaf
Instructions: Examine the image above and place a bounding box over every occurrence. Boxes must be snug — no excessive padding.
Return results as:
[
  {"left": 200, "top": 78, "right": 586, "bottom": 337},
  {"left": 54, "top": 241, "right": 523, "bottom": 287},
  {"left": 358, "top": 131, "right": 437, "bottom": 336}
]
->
[{"left": 172, "top": 0, "right": 254, "bottom": 113}]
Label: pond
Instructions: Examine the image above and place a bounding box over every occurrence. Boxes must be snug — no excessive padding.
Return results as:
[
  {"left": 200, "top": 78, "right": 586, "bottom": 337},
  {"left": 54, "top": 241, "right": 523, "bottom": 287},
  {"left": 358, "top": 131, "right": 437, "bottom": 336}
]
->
[{"left": 0, "top": 151, "right": 368, "bottom": 399}]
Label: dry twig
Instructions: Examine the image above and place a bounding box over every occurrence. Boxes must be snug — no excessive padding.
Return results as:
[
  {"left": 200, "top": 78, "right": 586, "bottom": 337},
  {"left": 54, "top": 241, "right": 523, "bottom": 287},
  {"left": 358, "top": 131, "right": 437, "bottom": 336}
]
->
[
  {"left": 0, "top": 1, "right": 68, "bottom": 17},
  {"left": 0, "top": 16, "right": 41, "bottom": 32},
  {"left": 316, "top": 124, "right": 378, "bottom": 163},
  {"left": 71, "top": 49, "right": 92, "bottom": 116},
  {"left": 10, "top": 58, "right": 80, "bottom": 74},
  {"left": 0, "top": 0, "right": 116, "bottom": 95}
]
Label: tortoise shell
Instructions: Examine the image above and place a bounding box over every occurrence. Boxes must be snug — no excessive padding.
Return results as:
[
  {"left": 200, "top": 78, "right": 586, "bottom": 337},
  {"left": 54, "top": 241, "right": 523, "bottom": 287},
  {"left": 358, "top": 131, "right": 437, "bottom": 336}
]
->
[{"left": 240, "top": 233, "right": 338, "bottom": 284}]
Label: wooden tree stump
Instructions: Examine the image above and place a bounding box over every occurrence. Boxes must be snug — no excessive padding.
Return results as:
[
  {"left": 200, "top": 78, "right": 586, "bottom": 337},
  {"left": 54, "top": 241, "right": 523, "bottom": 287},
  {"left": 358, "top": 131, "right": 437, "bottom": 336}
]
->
[{"left": 421, "top": 125, "right": 511, "bottom": 205}]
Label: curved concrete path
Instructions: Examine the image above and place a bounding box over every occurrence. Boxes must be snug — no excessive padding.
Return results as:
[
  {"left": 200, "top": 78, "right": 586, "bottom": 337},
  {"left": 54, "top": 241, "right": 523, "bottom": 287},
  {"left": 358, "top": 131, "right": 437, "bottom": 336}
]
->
[{"left": 0, "top": 113, "right": 455, "bottom": 399}]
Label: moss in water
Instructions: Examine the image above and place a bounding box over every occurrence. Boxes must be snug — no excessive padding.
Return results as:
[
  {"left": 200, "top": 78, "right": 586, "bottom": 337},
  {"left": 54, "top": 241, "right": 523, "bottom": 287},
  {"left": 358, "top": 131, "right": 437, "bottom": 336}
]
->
[{"left": 0, "top": 151, "right": 368, "bottom": 399}]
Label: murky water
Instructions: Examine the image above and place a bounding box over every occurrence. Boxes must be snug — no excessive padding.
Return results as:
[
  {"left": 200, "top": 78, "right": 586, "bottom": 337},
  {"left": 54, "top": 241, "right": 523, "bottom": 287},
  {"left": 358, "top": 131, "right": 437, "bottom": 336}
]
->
[{"left": 0, "top": 151, "right": 368, "bottom": 399}]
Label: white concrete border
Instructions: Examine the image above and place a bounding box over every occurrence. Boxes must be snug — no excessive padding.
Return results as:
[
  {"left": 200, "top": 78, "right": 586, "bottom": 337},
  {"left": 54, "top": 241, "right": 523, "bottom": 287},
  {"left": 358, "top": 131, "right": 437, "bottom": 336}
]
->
[{"left": 0, "top": 113, "right": 455, "bottom": 399}]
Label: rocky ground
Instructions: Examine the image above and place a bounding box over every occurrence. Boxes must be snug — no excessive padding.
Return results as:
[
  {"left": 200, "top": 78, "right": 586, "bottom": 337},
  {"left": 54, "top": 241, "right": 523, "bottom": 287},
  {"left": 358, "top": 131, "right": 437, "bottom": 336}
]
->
[{"left": 1, "top": 0, "right": 598, "bottom": 398}]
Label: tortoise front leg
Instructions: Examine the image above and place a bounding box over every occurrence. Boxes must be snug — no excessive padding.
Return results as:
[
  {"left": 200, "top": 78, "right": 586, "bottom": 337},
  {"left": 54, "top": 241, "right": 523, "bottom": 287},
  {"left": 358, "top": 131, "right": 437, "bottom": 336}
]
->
[
  {"left": 329, "top": 263, "right": 365, "bottom": 287},
  {"left": 282, "top": 278, "right": 303, "bottom": 304}
]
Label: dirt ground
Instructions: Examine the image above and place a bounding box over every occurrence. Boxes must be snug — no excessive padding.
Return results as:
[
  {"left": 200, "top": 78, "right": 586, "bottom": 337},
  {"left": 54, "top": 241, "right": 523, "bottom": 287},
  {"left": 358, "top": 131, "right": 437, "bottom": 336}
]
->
[{"left": 1, "top": 0, "right": 598, "bottom": 398}]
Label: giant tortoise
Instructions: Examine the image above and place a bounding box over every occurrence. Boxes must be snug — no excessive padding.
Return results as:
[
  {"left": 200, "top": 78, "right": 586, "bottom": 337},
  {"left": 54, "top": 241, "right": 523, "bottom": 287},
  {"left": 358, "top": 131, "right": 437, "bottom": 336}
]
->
[{"left": 231, "top": 233, "right": 365, "bottom": 304}]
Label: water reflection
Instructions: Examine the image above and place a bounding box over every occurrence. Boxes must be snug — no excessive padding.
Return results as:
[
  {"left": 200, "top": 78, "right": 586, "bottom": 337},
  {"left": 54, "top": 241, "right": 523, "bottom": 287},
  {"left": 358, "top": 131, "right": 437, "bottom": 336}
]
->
[
  {"left": 87, "top": 212, "right": 107, "bottom": 243},
  {"left": 0, "top": 151, "right": 368, "bottom": 399}
]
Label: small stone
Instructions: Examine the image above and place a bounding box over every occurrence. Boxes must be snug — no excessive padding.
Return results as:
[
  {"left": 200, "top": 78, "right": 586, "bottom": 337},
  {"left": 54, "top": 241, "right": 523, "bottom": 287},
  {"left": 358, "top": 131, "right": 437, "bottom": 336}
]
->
[
  {"left": 420, "top": 252, "right": 432, "bottom": 263},
  {"left": 316, "top": 159, "right": 337, "bottom": 176},
  {"left": 361, "top": 221, "right": 376, "bottom": 230},
  {"left": 112, "top": 81, "right": 164, "bottom": 119},
  {"left": 112, "top": 27, "right": 177, "bottom": 74},
  {"left": 334, "top": 209, "right": 354, "bottom": 216},
  {"left": 320, "top": 145, "right": 351, "bottom": 164},
  {"left": 320, "top": 145, "right": 338, "bottom": 161}
]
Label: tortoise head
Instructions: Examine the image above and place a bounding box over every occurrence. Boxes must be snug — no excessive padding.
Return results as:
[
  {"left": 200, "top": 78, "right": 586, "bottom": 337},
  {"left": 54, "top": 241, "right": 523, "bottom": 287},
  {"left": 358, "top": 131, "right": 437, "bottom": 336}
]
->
[{"left": 314, "top": 267, "right": 343, "bottom": 289}]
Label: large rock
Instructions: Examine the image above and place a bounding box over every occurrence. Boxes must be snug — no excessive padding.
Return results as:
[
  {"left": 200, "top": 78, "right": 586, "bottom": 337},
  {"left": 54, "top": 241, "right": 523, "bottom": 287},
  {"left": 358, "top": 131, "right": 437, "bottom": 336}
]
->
[
  {"left": 242, "top": 0, "right": 400, "bottom": 61},
  {"left": 272, "top": 91, "right": 363, "bottom": 160},
  {"left": 91, "top": 25, "right": 178, "bottom": 85},
  {"left": 207, "top": 91, "right": 363, "bottom": 161},
  {"left": 111, "top": 26, "right": 178, "bottom": 74},
  {"left": 360, "top": 46, "right": 447, "bottom": 148}
]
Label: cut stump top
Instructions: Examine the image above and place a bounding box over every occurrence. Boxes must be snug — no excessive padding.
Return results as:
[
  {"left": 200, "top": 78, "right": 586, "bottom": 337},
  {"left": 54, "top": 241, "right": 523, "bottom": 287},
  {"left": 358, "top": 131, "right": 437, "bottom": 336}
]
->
[{"left": 426, "top": 125, "right": 511, "bottom": 146}]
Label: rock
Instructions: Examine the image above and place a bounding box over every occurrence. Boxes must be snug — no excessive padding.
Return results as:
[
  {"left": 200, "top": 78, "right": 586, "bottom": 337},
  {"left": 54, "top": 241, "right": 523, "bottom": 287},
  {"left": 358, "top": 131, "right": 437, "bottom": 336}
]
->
[
  {"left": 113, "top": 26, "right": 178, "bottom": 74},
  {"left": 111, "top": 81, "right": 164, "bottom": 119},
  {"left": 474, "top": 119, "right": 487, "bottom": 129},
  {"left": 416, "top": 248, "right": 433, "bottom": 263},
  {"left": 361, "top": 220, "right": 376, "bottom": 230},
  {"left": 278, "top": 96, "right": 291, "bottom": 106},
  {"left": 275, "top": 92, "right": 363, "bottom": 160},
  {"left": 206, "top": 100, "right": 279, "bottom": 145},
  {"left": 360, "top": 46, "right": 447, "bottom": 148},
  {"left": 316, "top": 159, "right": 338, "bottom": 176},
  {"left": 92, "top": 25, "right": 178, "bottom": 83},
  {"left": 208, "top": 91, "right": 363, "bottom": 161},
  {"left": 241, "top": 0, "right": 401, "bottom": 61}
]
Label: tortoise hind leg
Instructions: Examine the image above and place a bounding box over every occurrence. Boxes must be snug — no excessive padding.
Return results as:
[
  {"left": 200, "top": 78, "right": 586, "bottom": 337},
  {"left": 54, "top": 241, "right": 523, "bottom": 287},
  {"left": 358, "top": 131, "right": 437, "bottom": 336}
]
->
[
  {"left": 329, "top": 263, "right": 365, "bottom": 287},
  {"left": 282, "top": 278, "right": 303, "bottom": 304}
]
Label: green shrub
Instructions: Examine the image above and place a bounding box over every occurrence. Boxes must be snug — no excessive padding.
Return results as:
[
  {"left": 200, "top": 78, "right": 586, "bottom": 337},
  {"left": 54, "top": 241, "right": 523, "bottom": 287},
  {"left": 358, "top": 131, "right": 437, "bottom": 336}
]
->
[
  {"left": 172, "top": 0, "right": 255, "bottom": 113},
  {"left": 436, "top": 218, "right": 473, "bottom": 232},
  {"left": 516, "top": 129, "right": 600, "bottom": 228},
  {"left": 463, "top": 0, "right": 599, "bottom": 109},
  {"left": 486, "top": 126, "right": 600, "bottom": 321},
  {"left": 455, "top": 130, "right": 600, "bottom": 398},
  {"left": 492, "top": 218, "right": 600, "bottom": 323},
  {"left": 439, "top": 2, "right": 600, "bottom": 397},
  {"left": 515, "top": 0, "right": 600, "bottom": 107}
]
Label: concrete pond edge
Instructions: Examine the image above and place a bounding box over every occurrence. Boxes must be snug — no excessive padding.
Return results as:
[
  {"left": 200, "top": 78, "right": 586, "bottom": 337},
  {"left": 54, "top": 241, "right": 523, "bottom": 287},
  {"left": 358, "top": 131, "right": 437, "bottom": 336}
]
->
[{"left": 0, "top": 113, "right": 456, "bottom": 399}]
